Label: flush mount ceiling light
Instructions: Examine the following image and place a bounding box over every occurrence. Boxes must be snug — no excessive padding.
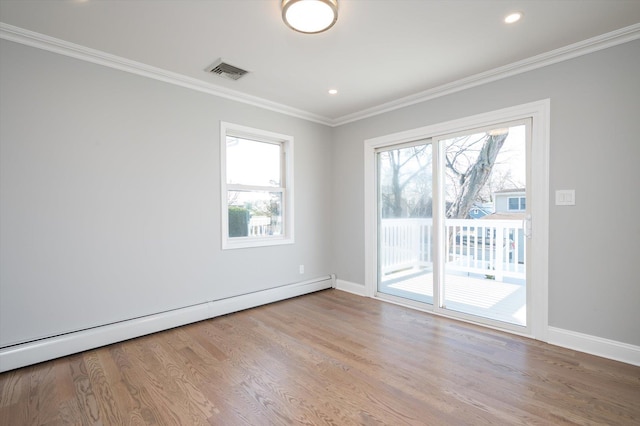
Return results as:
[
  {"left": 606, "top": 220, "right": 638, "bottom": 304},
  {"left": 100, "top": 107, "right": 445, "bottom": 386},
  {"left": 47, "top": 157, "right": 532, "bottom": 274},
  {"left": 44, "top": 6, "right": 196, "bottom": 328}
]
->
[
  {"left": 282, "top": 0, "right": 338, "bottom": 34},
  {"left": 504, "top": 12, "right": 523, "bottom": 24}
]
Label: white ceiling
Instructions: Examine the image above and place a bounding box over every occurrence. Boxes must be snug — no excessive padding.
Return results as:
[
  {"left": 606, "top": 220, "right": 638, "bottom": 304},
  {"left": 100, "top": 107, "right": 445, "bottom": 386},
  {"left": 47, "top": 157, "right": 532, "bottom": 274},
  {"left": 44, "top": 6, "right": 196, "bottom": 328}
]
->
[{"left": 1, "top": 0, "right": 639, "bottom": 125}]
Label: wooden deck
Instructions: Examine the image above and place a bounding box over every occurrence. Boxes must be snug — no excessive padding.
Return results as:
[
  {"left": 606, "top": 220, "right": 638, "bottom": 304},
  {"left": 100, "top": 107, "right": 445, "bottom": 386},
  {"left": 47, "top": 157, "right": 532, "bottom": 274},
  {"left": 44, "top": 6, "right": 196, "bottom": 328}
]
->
[
  {"left": 1, "top": 290, "right": 638, "bottom": 425},
  {"left": 380, "top": 271, "right": 526, "bottom": 326}
]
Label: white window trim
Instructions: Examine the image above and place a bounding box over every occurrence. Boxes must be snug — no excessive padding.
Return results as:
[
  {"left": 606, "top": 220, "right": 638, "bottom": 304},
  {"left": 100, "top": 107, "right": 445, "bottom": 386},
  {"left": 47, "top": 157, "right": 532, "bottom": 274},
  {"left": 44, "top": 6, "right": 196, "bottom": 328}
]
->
[
  {"left": 220, "top": 122, "right": 294, "bottom": 250},
  {"left": 363, "top": 99, "right": 550, "bottom": 342}
]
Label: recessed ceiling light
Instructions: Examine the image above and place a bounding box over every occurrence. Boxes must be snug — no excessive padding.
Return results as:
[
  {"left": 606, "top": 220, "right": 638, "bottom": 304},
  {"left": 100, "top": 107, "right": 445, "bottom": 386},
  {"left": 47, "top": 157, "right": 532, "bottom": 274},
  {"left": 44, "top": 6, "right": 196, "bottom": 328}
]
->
[
  {"left": 504, "top": 12, "right": 523, "bottom": 24},
  {"left": 328, "top": 89, "right": 338, "bottom": 95}
]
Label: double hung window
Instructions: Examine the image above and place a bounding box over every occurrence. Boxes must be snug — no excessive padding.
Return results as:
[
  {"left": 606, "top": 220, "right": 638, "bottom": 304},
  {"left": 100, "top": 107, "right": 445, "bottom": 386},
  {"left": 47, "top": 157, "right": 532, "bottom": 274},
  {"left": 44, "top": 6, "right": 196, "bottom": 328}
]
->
[{"left": 221, "top": 122, "right": 294, "bottom": 249}]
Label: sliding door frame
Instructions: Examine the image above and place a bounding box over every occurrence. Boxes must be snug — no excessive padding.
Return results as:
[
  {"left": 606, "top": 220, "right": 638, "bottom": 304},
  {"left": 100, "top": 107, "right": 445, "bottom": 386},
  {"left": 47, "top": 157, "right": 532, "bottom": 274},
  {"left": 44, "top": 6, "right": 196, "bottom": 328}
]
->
[{"left": 364, "top": 100, "right": 550, "bottom": 341}]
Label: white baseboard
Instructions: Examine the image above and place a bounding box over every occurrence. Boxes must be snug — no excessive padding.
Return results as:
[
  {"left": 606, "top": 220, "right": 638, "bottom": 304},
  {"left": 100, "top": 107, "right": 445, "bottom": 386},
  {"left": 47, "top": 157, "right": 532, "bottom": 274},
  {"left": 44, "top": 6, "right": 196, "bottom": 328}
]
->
[
  {"left": 0, "top": 276, "right": 333, "bottom": 372},
  {"left": 335, "top": 279, "right": 367, "bottom": 296},
  {"left": 547, "top": 326, "right": 640, "bottom": 367}
]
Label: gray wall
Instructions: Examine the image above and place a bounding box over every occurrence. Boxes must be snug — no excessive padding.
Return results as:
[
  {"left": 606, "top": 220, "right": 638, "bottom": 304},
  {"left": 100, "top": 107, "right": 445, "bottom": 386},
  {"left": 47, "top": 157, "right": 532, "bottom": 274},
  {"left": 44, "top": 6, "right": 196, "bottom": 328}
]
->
[
  {"left": 0, "top": 40, "right": 333, "bottom": 347},
  {"left": 331, "top": 40, "right": 640, "bottom": 346}
]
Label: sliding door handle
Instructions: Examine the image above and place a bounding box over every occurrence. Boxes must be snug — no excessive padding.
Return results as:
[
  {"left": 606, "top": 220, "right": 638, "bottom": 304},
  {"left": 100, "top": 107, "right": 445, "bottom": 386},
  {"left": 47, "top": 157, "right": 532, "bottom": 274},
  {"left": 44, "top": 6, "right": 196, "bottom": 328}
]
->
[{"left": 523, "top": 214, "right": 532, "bottom": 239}]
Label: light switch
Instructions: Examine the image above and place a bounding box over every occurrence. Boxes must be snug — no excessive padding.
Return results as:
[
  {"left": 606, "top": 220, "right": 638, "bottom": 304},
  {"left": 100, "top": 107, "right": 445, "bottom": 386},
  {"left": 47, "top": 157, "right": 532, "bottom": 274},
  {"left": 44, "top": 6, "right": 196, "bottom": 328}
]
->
[{"left": 555, "top": 189, "right": 575, "bottom": 206}]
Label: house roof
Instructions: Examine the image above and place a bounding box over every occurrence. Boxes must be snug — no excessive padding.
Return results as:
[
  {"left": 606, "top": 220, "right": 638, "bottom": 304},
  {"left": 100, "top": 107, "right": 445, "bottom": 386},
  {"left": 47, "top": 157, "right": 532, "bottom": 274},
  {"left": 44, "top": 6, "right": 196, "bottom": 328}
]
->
[{"left": 493, "top": 188, "right": 526, "bottom": 195}]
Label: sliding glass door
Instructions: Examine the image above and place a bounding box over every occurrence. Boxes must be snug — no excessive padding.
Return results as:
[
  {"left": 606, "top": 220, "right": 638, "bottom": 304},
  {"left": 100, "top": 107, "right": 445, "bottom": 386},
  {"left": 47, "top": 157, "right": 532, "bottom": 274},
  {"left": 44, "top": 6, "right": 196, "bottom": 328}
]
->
[{"left": 376, "top": 120, "right": 531, "bottom": 329}]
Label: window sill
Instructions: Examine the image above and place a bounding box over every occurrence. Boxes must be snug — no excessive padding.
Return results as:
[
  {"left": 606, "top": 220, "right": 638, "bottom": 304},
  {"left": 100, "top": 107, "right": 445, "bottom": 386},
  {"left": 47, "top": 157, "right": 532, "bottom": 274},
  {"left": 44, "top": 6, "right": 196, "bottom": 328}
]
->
[{"left": 222, "top": 236, "right": 295, "bottom": 250}]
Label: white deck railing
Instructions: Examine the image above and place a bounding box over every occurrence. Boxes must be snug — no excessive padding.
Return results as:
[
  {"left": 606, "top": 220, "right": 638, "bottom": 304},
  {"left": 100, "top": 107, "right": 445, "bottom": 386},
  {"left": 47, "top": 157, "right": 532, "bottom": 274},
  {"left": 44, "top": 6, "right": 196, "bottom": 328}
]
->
[
  {"left": 248, "top": 216, "right": 281, "bottom": 237},
  {"left": 380, "top": 218, "right": 433, "bottom": 274},
  {"left": 380, "top": 218, "right": 525, "bottom": 281}
]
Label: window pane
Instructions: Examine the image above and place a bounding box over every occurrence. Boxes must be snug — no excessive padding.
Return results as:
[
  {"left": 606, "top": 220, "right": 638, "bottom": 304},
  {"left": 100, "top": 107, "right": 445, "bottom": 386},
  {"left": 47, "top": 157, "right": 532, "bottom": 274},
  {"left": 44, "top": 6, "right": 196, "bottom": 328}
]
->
[
  {"left": 377, "top": 143, "right": 433, "bottom": 305},
  {"left": 441, "top": 124, "right": 527, "bottom": 326},
  {"left": 520, "top": 197, "right": 526, "bottom": 210},
  {"left": 228, "top": 190, "right": 283, "bottom": 237},
  {"left": 226, "top": 137, "right": 281, "bottom": 186}
]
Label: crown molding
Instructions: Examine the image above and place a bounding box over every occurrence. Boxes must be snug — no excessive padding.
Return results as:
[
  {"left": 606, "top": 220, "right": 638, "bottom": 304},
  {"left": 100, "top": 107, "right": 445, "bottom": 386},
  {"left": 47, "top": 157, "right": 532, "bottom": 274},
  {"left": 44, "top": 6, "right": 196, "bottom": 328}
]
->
[
  {"left": 2, "top": 22, "right": 639, "bottom": 128},
  {"left": 333, "top": 23, "right": 640, "bottom": 126},
  {"left": 0, "top": 22, "right": 333, "bottom": 126}
]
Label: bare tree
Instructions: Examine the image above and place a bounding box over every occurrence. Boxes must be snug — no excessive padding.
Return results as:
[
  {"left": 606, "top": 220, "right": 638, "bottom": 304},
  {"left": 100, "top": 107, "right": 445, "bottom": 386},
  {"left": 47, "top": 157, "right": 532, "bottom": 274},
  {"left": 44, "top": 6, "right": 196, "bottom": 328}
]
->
[
  {"left": 380, "top": 145, "right": 431, "bottom": 218},
  {"left": 445, "top": 132, "right": 509, "bottom": 219},
  {"left": 379, "top": 130, "right": 511, "bottom": 220}
]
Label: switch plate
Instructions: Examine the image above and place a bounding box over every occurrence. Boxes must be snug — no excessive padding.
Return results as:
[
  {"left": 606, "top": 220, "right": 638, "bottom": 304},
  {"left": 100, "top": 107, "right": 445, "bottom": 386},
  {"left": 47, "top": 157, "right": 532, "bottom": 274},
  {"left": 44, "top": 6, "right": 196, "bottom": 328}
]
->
[
  {"left": 555, "top": 189, "right": 575, "bottom": 206},
  {"left": 299, "top": 265, "right": 305, "bottom": 274}
]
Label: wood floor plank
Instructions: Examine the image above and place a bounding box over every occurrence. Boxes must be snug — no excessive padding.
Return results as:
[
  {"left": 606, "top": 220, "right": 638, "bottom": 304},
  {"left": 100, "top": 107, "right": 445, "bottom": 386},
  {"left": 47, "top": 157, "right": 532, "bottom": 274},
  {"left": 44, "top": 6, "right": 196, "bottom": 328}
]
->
[
  {"left": 1, "top": 289, "right": 639, "bottom": 425},
  {"left": 67, "top": 353, "right": 103, "bottom": 425},
  {"left": 83, "top": 350, "right": 124, "bottom": 424},
  {"left": 108, "top": 343, "right": 169, "bottom": 425}
]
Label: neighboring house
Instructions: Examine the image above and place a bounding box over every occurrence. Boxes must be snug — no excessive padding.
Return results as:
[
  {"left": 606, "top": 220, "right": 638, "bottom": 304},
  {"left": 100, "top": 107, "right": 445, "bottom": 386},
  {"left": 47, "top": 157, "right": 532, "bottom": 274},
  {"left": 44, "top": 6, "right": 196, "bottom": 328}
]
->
[{"left": 493, "top": 188, "right": 526, "bottom": 214}]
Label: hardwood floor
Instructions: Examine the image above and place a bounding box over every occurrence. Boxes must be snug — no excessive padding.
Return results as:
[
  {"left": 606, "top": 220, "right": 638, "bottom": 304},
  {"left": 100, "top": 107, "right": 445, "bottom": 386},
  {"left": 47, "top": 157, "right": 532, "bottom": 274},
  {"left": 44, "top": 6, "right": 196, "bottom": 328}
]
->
[{"left": 1, "top": 289, "right": 639, "bottom": 425}]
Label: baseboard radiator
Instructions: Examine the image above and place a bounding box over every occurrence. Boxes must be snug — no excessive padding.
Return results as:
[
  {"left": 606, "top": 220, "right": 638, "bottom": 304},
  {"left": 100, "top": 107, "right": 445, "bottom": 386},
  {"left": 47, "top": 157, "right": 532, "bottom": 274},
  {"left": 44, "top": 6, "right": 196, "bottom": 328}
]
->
[{"left": 0, "top": 275, "right": 335, "bottom": 372}]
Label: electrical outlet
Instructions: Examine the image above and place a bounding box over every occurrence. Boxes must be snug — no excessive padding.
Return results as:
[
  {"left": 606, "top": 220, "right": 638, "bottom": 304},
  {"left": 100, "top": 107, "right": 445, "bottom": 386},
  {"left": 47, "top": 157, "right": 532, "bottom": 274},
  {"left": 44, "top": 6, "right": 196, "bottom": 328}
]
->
[{"left": 299, "top": 265, "right": 305, "bottom": 274}]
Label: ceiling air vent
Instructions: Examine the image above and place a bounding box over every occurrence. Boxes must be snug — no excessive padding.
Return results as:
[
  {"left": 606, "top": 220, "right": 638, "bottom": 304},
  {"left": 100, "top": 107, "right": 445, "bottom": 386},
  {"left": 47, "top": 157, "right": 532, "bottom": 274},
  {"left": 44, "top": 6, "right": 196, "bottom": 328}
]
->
[{"left": 205, "top": 59, "right": 249, "bottom": 81}]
